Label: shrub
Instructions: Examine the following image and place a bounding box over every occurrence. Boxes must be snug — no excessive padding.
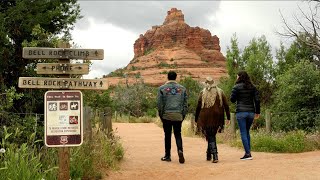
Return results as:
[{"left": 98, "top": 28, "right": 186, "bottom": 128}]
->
[
  {"left": 0, "top": 143, "right": 56, "bottom": 179},
  {"left": 146, "top": 108, "right": 157, "bottom": 117},
  {"left": 272, "top": 61, "right": 320, "bottom": 131},
  {"left": 179, "top": 76, "right": 203, "bottom": 114},
  {"left": 70, "top": 130, "right": 124, "bottom": 179},
  {"left": 144, "top": 48, "right": 154, "bottom": 55},
  {"left": 229, "top": 129, "right": 320, "bottom": 153}
]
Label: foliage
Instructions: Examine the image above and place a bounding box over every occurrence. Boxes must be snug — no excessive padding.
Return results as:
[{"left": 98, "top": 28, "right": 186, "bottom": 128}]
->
[
  {"left": 0, "top": 143, "right": 57, "bottom": 179},
  {"left": 0, "top": 86, "right": 23, "bottom": 112},
  {"left": 179, "top": 76, "right": 203, "bottom": 114},
  {"left": 114, "top": 114, "right": 156, "bottom": 123},
  {"left": 70, "top": 130, "right": 124, "bottom": 179},
  {"left": 146, "top": 108, "right": 157, "bottom": 117},
  {"left": 0, "top": 117, "right": 124, "bottom": 179},
  {"left": 272, "top": 61, "right": 320, "bottom": 131},
  {"left": 0, "top": 0, "right": 82, "bottom": 121},
  {"left": 241, "top": 35, "right": 275, "bottom": 104},
  {"left": 278, "top": 0, "right": 320, "bottom": 67},
  {"left": 83, "top": 90, "right": 113, "bottom": 111},
  {"left": 230, "top": 130, "right": 320, "bottom": 153},
  {"left": 0, "top": 0, "right": 81, "bottom": 88},
  {"left": 221, "top": 34, "right": 275, "bottom": 107},
  {"left": 219, "top": 34, "right": 241, "bottom": 112},
  {"left": 112, "top": 83, "right": 157, "bottom": 117},
  {"left": 226, "top": 33, "right": 241, "bottom": 81},
  {"left": 106, "top": 68, "right": 125, "bottom": 77},
  {"left": 160, "top": 70, "right": 168, "bottom": 74},
  {"left": 144, "top": 48, "right": 154, "bottom": 55},
  {"left": 0, "top": 126, "right": 57, "bottom": 179},
  {"left": 275, "top": 38, "right": 314, "bottom": 78},
  {"left": 158, "top": 61, "right": 177, "bottom": 68},
  {"left": 0, "top": 0, "right": 81, "bottom": 125}
]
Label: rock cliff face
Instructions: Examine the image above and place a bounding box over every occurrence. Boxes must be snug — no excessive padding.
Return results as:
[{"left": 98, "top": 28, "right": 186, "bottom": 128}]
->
[{"left": 104, "top": 8, "right": 227, "bottom": 86}]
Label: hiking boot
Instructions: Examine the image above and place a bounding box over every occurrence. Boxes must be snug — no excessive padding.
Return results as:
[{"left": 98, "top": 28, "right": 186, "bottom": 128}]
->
[
  {"left": 240, "top": 154, "right": 253, "bottom": 160},
  {"left": 212, "top": 153, "right": 219, "bottom": 163},
  {"left": 161, "top": 156, "right": 171, "bottom": 162},
  {"left": 206, "top": 151, "right": 212, "bottom": 161},
  {"left": 178, "top": 150, "right": 185, "bottom": 164}
]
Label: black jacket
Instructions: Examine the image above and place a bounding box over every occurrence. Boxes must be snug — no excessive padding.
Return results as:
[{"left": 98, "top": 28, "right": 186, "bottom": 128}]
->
[{"left": 230, "top": 83, "right": 260, "bottom": 114}]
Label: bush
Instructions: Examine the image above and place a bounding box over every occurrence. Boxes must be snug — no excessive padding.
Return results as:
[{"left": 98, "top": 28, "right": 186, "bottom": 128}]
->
[
  {"left": 271, "top": 111, "right": 320, "bottom": 132},
  {"left": 0, "top": 143, "right": 57, "bottom": 179},
  {"left": 229, "top": 129, "right": 320, "bottom": 153},
  {"left": 272, "top": 61, "right": 320, "bottom": 131},
  {"left": 0, "top": 121, "right": 124, "bottom": 180},
  {"left": 70, "top": 130, "right": 124, "bottom": 179},
  {"left": 112, "top": 83, "right": 157, "bottom": 117},
  {"left": 146, "top": 108, "right": 157, "bottom": 117},
  {"left": 179, "top": 76, "right": 202, "bottom": 114}
]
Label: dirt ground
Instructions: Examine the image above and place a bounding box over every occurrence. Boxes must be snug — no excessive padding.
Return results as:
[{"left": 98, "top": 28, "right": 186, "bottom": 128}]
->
[{"left": 104, "top": 123, "right": 320, "bottom": 180}]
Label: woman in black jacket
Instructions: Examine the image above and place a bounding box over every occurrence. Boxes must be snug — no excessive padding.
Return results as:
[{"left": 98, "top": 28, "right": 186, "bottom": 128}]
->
[{"left": 230, "top": 71, "right": 260, "bottom": 160}]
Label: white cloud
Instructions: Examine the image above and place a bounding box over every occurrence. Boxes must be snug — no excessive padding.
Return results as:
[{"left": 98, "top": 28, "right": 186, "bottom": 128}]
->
[
  {"left": 210, "top": 1, "right": 308, "bottom": 54},
  {"left": 72, "top": 1, "right": 312, "bottom": 79},
  {"left": 71, "top": 18, "right": 136, "bottom": 79}
]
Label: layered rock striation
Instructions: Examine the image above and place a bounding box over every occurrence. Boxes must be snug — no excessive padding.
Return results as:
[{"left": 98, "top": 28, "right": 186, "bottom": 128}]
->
[{"left": 104, "top": 8, "right": 227, "bottom": 86}]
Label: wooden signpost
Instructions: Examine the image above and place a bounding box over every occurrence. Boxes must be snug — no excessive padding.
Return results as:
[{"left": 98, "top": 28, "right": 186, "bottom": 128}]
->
[
  {"left": 19, "top": 42, "right": 106, "bottom": 180},
  {"left": 22, "top": 47, "right": 104, "bottom": 60},
  {"left": 19, "top": 77, "right": 108, "bottom": 90},
  {"left": 37, "top": 63, "right": 89, "bottom": 74}
]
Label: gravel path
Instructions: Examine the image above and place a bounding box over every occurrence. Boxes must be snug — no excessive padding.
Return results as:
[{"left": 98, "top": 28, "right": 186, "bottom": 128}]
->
[{"left": 104, "top": 123, "right": 320, "bottom": 180}]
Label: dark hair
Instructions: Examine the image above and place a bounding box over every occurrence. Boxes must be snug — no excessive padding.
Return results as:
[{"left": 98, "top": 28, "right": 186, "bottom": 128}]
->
[
  {"left": 236, "top": 70, "right": 253, "bottom": 88},
  {"left": 167, "top": 71, "right": 177, "bottom": 80}
]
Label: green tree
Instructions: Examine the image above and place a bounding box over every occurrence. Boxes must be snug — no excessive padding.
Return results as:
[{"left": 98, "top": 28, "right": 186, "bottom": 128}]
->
[
  {"left": 241, "top": 35, "right": 275, "bottom": 104},
  {"left": 278, "top": 0, "right": 320, "bottom": 67},
  {"left": 179, "top": 76, "right": 202, "bottom": 114},
  {"left": 0, "top": 0, "right": 81, "bottom": 113},
  {"left": 219, "top": 33, "right": 241, "bottom": 108},
  {"left": 272, "top": 61, "right": 320, "bottom": 131},
  {"left": 83, "top": 90, "right": 113, "bottom": 111}
]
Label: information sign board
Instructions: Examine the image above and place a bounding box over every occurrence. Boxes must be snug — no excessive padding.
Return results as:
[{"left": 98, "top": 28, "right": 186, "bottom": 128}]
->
[{"left": 44, "top": 90, "right": 83, "bottom": 147}]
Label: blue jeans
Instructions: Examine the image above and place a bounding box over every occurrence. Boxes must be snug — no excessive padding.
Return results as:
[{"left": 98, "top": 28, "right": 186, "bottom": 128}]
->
[{"left": 236, "top": 112, "right": 255, "bottom": 155}]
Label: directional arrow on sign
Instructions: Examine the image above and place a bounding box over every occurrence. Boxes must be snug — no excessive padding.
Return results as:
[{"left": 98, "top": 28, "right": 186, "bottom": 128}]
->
[{"left": 36, "top": 63, "right": 89, "bottom": 75}]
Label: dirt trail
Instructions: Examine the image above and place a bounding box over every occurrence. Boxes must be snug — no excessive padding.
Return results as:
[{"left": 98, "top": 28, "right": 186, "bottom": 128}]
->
[{"left": 104, "top": 123, "right": 320, "bottom": 180}]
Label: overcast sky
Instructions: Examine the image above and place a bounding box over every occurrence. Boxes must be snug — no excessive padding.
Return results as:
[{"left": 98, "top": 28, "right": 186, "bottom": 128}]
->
[{"left": 71, "top": 1, "right": 311, "bottom": 79}]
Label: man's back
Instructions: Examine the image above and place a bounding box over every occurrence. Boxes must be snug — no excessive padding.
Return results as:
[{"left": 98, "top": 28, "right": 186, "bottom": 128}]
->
[{"left": 157, "top": 81, "right": 187, "bottom": 121}]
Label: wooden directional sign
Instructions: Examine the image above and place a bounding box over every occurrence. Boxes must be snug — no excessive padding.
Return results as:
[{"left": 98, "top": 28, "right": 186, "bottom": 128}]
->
[
  {"left": 37, "top": 63, "right": 89, "bottom": 75},
  {"left": 22, "top": 47, "right": 104, "bottom": 60},
  {"left": 19, "top": 77, "right": 108, "bottom": 90}
]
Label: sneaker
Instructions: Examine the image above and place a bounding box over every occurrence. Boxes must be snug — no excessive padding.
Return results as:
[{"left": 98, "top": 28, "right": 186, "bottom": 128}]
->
[
  {"left": 178, "top": 150, "right": 185, "bottom": 164},
  {"left": 240, "top": 154, "right": 253, "bottom": 160},
  {"left": 161, "top": 156, "right": 171, "bottom": 162}
]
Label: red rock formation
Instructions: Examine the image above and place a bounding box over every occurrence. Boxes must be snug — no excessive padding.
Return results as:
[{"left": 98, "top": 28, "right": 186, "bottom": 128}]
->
[
  {"left": 104, "top": 8, "right": 227, "bottom": 87},
  {"left": 163, "top": 8, "right": 185, "bottom": 25}
]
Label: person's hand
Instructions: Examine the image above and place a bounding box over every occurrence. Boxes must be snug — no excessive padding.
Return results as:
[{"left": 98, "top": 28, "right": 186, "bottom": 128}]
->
[
  {"left": 225, "top": 119, "right": 230, "bottom": 125},
  {"left": 254, "top": 114, "right": 260, "bottom": 120}
]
